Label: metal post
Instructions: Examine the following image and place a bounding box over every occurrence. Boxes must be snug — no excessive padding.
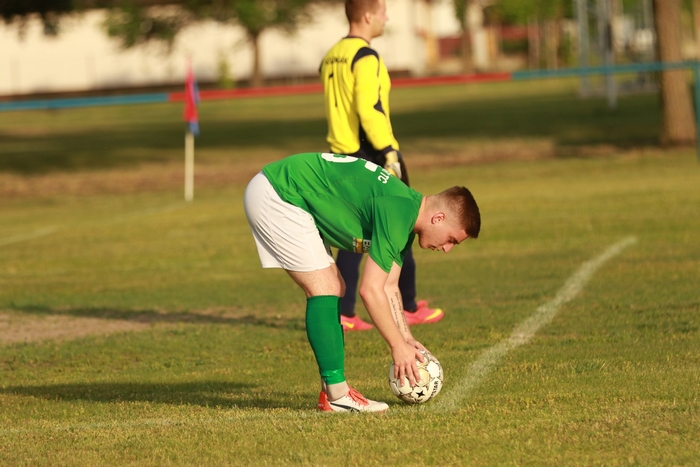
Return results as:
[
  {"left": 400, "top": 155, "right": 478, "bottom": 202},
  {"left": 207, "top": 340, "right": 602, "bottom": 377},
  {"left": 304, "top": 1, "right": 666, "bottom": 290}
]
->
[
  {"left": 598, "top": 0, "right": 617, "bottom": 109},
  {"left": 576, "top": 0, "right": 591, "bottom": 96}
]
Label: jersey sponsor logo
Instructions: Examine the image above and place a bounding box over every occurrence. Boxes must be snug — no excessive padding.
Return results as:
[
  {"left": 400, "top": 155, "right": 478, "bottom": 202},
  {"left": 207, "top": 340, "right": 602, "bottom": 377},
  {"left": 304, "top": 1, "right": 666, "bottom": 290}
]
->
[
  {"left": 323, "top": 57, "right": 348, "bottom": 66},
  {"left": 353, "top": 237, "right": 371, "bottom": 253}
]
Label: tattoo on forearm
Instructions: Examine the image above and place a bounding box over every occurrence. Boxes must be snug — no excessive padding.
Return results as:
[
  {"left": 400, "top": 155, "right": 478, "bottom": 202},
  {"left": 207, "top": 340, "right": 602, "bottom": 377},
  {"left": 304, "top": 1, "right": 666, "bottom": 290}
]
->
[{"left": 389, "top": 291, "right": 408, "bottom": 334}]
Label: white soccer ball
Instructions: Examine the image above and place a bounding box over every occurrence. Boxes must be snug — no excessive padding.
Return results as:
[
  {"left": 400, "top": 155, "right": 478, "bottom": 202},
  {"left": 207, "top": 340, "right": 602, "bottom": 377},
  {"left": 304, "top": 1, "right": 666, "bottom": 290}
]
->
[{"left": 388, "top": 349, "right": 443, "bottom": 404}]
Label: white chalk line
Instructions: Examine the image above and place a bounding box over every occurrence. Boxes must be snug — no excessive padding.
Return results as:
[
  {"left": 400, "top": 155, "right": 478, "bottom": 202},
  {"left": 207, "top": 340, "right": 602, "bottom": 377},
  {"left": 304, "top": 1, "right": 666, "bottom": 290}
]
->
[
  {"left": 0, "top": 226, "right": 59, "bottom": 247},
  {"left": 0, "top": 203, "right": 186, "bottom": 249},
  {"left": 0, "top": 236, "right": 638, "bottom": 435},
  {"left": 431, "top": 236, "right": 638, "bottom": 412}
]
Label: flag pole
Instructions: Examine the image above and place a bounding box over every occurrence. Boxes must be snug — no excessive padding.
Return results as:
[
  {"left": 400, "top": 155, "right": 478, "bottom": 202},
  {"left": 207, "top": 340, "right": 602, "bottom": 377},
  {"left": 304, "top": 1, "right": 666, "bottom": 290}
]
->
[
  {"left": 185, "top": 130, "right": 194, "bottom": 202},
  {"left": 182, "top": 58, "right": 199, "bottom": 202}
]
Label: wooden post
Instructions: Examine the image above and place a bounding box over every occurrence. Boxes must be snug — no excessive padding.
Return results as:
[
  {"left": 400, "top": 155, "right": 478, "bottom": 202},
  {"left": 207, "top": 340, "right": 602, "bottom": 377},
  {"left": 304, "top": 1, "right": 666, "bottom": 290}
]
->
[
  {"left": 695, "top": 62, "right": 700, "bottom": 160},
  {"left": 185, "top": 130, "right": 194, "bottom": 202}
]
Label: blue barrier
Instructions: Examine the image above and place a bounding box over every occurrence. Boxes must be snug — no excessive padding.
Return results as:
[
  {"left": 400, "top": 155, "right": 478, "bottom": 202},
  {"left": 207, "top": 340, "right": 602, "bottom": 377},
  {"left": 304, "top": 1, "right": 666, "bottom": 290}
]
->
[
  {"left": 2, "top": 61, "right": 698, "bottom": 159},
  {"left": 512, "top": 61, "right": 695, "bottom": 80},
  {"left": 0, "top": 92, "right": 169, "bottom": 112}
]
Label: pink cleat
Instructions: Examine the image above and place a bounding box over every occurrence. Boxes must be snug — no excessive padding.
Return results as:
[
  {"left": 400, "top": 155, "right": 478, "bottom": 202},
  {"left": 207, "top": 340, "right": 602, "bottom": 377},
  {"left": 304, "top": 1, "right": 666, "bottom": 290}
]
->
[
  {"left": 404, "top": 300, "right": 444, "bottom": 325},
  {"left": 340, "top": 315, "right": 374, "bottom": 332}
]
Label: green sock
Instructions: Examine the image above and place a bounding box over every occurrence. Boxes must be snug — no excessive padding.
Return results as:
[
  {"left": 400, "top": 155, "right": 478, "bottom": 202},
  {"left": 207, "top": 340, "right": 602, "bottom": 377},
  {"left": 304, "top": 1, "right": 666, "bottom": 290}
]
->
[{"left": 305, "top": 295, "right": 345, "bottom": 385}]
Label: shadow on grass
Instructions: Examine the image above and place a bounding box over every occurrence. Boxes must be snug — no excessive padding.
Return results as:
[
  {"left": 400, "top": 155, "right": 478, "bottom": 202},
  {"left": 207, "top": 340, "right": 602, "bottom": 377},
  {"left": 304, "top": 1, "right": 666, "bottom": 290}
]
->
[
  {"left": 0, "top": 119, "right": 327, "bottom": 175},
  {"left": 10, "top": 305, "right": 306, "bottom": 331},
  {"left": 0, "top": 90, "right": 660, "bottom": 174},
  {"left": 0, "top": 380, "right": 302, "bottom": 409}
]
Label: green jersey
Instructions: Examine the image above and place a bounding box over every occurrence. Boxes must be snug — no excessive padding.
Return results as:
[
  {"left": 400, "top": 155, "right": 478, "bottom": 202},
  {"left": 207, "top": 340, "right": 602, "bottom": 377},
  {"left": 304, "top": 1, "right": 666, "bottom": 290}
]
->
[{"left": 262, "top": 152, "right": 422, "bottom": 273}]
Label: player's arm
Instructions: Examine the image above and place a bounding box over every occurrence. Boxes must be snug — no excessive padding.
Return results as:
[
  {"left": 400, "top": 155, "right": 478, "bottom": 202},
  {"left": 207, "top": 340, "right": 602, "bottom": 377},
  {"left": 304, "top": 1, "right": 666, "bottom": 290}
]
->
[
  {"left": 383, "top": 261, "right": 426, "bottom": 352},
  {"left": 383, "top": 261, "right": 416, "bottom": 341},
  {"left": 360, "top": 255, "right": 424, "bottom": 387},
  {"left": 353, "top": 55, "right": 402, "bottom": 177},
  {"left": 353, "top": 54, "right": 396, "bottom": 153}
]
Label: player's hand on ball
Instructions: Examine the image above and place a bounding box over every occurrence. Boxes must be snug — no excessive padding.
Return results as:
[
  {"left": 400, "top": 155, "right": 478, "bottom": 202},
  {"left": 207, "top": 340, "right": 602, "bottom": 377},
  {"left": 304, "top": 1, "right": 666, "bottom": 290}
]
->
[
  {"left": 388, "top": 349, "right": 443, "bottom": 404},
  {"left": 406, "top": 337, "right": 427, "bottom": 354},
  {"left": 384, "top": 150, "right": 402, "bottom": 179},
  {"left": 391, "top": 341, "right": 422, "bottom": 387}
]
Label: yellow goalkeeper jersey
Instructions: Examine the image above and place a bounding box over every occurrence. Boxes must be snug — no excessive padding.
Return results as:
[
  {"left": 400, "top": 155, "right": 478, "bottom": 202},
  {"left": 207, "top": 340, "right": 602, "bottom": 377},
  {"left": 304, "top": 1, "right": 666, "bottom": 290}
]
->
[{"left": 320, "top": 37, "right": 399, "bottom": 159}]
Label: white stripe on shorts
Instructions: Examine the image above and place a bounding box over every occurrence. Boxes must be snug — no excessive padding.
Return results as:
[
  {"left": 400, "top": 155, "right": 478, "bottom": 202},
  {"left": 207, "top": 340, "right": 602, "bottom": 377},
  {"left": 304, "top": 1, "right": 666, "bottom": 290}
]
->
[{"left": 243, "top": 172, "right": 334, "bottom": 272}]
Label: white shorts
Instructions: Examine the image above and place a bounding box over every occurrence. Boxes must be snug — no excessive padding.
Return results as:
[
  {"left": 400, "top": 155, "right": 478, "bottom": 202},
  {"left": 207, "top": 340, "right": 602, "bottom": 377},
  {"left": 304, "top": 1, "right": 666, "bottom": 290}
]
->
[{"left": 244, "top": 172, "right": 334, "bottom": 272}]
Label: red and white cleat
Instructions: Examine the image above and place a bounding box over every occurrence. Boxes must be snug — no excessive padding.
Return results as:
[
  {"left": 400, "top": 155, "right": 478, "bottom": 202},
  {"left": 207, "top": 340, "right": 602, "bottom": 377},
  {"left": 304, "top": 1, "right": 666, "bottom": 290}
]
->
[{"left": 317, "top": 388, "right": 389, "bottom": 413}]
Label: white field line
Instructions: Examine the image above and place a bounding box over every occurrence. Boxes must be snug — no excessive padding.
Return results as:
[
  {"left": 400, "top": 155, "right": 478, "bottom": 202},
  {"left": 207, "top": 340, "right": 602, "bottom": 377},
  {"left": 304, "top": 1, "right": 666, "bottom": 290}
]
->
[
  {"left": 0, "top": 203, "right": 186, "bottom": 249},
  {"left": 0, "top": 226, "right": 58, "bottom": 247},
  {"left": 432, "top": 236, "right": 638, "bottom": 412},
  {"left": 0, "top": 236, "right": 637, "bottom": 435}
]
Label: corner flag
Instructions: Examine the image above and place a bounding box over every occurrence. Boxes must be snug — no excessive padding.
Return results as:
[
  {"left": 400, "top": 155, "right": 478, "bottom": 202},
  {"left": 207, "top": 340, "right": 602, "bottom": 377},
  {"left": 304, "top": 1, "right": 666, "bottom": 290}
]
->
[
  {"left": 183, "top": 63, "right": 200, "bottom": 136},
  {"left": 183, "top": 61, "right": 199, "bottom": 202}
]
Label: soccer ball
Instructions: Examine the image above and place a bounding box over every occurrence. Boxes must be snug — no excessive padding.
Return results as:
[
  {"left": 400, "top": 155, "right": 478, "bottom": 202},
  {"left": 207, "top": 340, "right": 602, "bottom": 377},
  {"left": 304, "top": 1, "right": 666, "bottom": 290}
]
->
[{"left": 387, "top": 349, "right": 443, "bottom": 404}]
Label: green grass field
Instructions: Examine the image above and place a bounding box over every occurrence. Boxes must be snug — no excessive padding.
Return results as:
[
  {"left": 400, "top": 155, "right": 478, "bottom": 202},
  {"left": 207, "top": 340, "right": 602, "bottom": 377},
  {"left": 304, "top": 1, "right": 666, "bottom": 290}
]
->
[{"left": 1, "top": 79, "right": 699, "bottom": 465}]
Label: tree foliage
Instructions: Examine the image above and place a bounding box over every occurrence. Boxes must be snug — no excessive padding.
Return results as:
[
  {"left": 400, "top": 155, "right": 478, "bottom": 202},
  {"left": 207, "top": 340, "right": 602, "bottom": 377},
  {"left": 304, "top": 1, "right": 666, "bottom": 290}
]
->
[
  {"left": 0, "top": 0, "right": 340, "bottom": 86},
  {"left": 489, "top": 0, "right": 571, "bottom": 24},
  {"left": 0, "top": 0, "right": 80, "bottom": 35},
  {"left": 0, "top": 0, "right": 168, "bottom": 35},
  {"left": 103, "top": 1, "right": 187, "bottom": 48},
  {"left": 102, "top": 0, "right": 339, "bottom": 85}
]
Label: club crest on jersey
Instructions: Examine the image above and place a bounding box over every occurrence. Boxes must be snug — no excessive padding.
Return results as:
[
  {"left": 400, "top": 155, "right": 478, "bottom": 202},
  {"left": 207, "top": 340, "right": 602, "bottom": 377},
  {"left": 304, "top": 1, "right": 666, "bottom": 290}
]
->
[{"left": 353, "top": 238, "right": 371, "bottom": 253}]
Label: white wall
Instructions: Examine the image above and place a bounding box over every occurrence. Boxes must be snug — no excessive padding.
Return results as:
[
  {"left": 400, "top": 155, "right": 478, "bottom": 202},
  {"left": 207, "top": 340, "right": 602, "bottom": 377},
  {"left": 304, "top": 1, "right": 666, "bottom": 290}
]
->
[
  {"left": 430, "top": 0, "right": 461, "bottom": 37},
  {"left": 0, "top": 0, "right": 431, "bottom": 96}
]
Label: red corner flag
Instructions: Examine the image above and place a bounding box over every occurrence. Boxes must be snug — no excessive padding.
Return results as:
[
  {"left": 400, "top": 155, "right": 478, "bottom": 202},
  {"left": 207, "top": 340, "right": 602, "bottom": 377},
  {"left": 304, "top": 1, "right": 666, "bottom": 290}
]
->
[{"left": 183, "top": 62, "right": 200, "bottom": 136}]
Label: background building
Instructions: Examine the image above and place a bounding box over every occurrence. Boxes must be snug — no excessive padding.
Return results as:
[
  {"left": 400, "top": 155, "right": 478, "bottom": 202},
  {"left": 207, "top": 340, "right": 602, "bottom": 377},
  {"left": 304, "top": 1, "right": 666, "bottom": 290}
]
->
[{"left": 0, "top": 0, "right": 465, "bottom": 97}]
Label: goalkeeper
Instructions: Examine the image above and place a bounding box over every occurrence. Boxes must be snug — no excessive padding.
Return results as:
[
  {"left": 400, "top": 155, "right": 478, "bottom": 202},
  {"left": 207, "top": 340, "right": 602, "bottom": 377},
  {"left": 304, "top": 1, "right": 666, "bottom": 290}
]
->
[
  {"left": 244, "top": 152, "right": 481, "bottom": 412},
  {"left": 320, "top": 0, "right": 442, "bottom": 331}
]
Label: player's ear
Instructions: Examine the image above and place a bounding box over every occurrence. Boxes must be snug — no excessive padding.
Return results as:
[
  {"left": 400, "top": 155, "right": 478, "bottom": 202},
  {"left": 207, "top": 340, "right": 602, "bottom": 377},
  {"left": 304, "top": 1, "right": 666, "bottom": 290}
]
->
[{"left": 431, "top": 212, "right": 446, "bottom": 224}]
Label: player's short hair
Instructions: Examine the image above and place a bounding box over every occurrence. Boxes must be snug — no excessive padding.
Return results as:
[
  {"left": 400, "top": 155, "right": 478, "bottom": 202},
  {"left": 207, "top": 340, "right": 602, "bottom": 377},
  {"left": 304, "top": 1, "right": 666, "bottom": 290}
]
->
[
  {"left": 345, "top": 0, "right": 380, "bottom": 23},
  {"left": 441, "top": 186, "right": 481, "bottom": 239}
]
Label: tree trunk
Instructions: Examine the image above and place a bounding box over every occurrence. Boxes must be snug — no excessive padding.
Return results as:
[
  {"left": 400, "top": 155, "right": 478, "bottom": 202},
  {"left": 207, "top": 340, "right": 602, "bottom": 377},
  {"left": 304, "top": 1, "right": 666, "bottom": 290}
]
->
[
  {"left": 653, "top": 0, "right": 696, "bottom": 145},
  {"left": 467, "top": 1, "right": 487, "bottom": 70},
  {"left": 693, "top": 0, "right": 700, "bottom": 58},
  {"left": 528, "top": 17, "right": 540, "bottom": 69},
  {"left": 461, "top": 1, "right": 473, "bottom": 73},
  {"left": 544, "top": 19, "right": 559, "bottom": 70},
  {"left": 250, "top": 32, "right": 263, "bottom": 88},
  {"left": 423, "top": 0, "right": 439, "bottom": 72}
]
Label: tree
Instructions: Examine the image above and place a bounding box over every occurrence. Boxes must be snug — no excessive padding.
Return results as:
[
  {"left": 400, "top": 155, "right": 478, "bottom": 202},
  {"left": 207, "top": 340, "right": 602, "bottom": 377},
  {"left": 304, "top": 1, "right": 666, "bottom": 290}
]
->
[
  {"left": 488, "top": 0, "right": 571, "bottom": 69},
  {"left": 1, "top": 0, "right": 340, "bottom": 88},
  {"left": 452, "top": 0, "right": 472, "bottom": 72},
  {"left": 104, "top": 0, "right": 339, "bottom": 87},
  {"left": 209, "top": 0, "right": 329, "bottom": 88},
  {"left": 454, "top": 0, "right": 490, "bottom": 73},
  {"left": 0, "top": 0, "right": 166, "bottom": 35},
  {"left": 103, "top": 1, "right": 188, "bottom": 48},
  {"left": 653, "top": 0, "right": 696, "bottom": 145},
  {"left": 0, "top": 0, "right": 84, "bottom": 35}
]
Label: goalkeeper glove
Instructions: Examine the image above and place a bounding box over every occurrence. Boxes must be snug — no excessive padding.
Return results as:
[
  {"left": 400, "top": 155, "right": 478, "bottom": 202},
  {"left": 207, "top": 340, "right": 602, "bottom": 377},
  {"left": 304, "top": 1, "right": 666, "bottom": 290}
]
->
[{"left": 383, "top": 150, "right": 402, "bottom": 180}]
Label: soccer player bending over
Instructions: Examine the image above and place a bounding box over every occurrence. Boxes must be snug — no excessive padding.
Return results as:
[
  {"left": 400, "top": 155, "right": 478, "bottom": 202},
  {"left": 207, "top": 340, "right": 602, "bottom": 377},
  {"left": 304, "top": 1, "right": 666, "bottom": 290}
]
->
[{"left": 244, "top": 152, "right": 480, "bottom": 412}]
